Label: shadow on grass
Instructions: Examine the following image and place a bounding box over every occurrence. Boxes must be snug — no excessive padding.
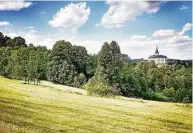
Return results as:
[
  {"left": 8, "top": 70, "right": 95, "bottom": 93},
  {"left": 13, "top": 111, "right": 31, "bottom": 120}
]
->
[
  {"left": 0, "top": 96, "right": 191, "bottom": 133},
  {"left": 0, "top": 97, "right": 112, "bottom": 133}
]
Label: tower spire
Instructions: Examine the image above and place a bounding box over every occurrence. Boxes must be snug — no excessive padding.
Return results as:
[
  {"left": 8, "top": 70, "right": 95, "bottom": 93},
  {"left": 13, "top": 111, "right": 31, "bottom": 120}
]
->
[{"left": 155, "top": 47, "right": 159, "bottom": 55}]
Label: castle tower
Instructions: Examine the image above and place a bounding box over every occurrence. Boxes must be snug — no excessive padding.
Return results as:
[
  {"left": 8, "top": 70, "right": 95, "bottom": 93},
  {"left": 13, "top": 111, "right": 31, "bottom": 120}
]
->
[{"left": 155, "top": 47, "right": 159, "bottom": 55}]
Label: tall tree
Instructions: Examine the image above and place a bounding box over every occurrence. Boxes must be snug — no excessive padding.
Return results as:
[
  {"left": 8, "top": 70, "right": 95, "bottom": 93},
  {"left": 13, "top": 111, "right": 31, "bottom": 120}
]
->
[
  {"left": 12, "top": 36, "right": 27, "bottom": 47},
  {"left": 86, "top": 54, "right": 98, "bottom": 78},
  {"left": 70, "top": 45, "right": 89, "bottom": 79},
  {"left": 7, "top": 48, "right": 29, "bottom": 81},
  {"left": 47, "top": 40, "right": 77, "bottom": 86},
  {"left": 84, "top": 41, "right": 123, "bottom": 96},
  {"left": 0, "top": 32, "right": 10, "bottom": 47},
  {"left": 0, "top": 47, "right": 11, "bottom": 76}
]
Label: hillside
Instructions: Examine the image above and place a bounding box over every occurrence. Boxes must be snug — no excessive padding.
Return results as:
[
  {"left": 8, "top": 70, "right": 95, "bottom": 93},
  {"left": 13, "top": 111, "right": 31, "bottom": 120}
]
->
[{"left": 0, "top": 77, "right": 192, "bottom": 133}]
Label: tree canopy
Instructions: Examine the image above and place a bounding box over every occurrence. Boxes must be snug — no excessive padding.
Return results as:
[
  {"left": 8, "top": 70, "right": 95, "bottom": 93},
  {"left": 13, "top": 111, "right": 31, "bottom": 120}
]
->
[{"left": 0, "top": 32, "right": 192, "bottom": 103}]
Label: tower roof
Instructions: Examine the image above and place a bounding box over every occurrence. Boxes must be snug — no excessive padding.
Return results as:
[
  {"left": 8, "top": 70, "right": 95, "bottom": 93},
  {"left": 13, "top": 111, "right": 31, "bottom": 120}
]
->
[
  {"left": 148, "top": 47, "right": 167, "bottom": 59},
  {"left": 155, "top": 47, "right": 159, "bottom": 55}
]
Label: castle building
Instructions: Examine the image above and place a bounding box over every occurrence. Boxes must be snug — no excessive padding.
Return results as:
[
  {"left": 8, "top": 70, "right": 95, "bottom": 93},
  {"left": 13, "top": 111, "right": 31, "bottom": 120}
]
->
[{"left": 148, "top": 47, "right": 167, "bottom": 66}]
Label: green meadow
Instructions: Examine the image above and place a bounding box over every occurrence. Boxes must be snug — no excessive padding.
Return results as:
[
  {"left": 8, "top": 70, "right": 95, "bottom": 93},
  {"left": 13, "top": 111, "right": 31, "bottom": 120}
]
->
[{"left": 0, "top": 77, "right": 192, "bottom": 133}]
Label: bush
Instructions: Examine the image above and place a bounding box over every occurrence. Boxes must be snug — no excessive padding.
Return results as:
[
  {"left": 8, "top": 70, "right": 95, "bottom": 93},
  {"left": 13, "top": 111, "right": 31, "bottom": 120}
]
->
[
  {"left": 175, "top": 88, "right": 186, "bottom": 102},
  {"left": 162, "top": 87, "right": 176, "bottom": 101},
  {"left": 83, "top": 77, "right": 120, "bottom": 97},
  {"left": 183, "top": 95, "right": 191, "bottom": 103},
  {"left": 142, "top": 91, "right": 169, "bottom": 102},
  {"left": 84, "top": 83, "right": 111, "bottom": 97},
  {"left": 73, "top": 73, "right": 87, "bottom": 88}
]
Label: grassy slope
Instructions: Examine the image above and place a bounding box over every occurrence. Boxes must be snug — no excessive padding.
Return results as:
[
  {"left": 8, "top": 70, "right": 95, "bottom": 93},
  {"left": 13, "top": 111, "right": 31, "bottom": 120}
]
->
[{"left": 0, "top": 77, "right": 192, "bottom": 133}]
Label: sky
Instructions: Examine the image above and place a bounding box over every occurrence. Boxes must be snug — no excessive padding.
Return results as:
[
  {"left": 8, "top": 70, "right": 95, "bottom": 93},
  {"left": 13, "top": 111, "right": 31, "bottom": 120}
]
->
[{"left": 0, "top": 1, "right": 192, "bottom": 59}]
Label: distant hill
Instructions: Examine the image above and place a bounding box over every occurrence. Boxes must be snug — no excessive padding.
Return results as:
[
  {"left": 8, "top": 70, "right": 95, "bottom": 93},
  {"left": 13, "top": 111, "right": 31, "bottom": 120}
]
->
[
  {"left": 167, "top": 59, "right": 192, "bottom": 67},
  {"left": 131, "top": 58, "right": 146, "bottom": 63}
]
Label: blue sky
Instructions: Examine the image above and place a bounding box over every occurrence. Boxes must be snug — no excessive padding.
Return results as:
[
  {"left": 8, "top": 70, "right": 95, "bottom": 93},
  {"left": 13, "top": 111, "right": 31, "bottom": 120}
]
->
[{"left": 0, "top": 1, "right": 192, "bottom": 59}]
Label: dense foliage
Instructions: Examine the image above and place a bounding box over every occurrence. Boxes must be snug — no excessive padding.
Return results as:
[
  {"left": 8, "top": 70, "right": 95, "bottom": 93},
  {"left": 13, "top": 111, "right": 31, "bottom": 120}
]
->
[
  {"left": 84, "top": 41, "right": 123, "bottom": 97},
  {"left": 0, "top": 32, "right": 192, "bottom": 102},
  {"left": 47, "top": 40, "right": 93, "bottom": 87}
]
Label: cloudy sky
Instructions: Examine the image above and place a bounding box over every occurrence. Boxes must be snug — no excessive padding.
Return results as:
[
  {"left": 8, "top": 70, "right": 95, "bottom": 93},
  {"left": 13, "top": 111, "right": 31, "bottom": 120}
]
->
[{"left": 0, "top": 1, "right": 192, "bottom": 59}]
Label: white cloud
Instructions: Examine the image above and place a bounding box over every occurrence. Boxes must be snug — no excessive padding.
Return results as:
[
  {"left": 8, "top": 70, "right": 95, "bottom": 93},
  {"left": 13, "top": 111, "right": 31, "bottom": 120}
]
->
[
  {"left": 153, "top": 23, "right": 192, "bottom": 37},
  {"left": 1, "top": 21, "right": 191, "bottom": 60},
  {"left": 2, "top": 26, "right": 104, "bottom": 54},
  {"left": 68, "top": 31, "right": 192, "bottom": 60},
  {"left": 152, "top": 30, "right": 177, "bottom": 37},
  {"left": 120, "top": 35, "right": 192, "bottom": 59},
  {"left": 167, "top": 35, "right": 191, "bottom": 44},
  {"left": 48, "top": 2, "right": 90, "bottom": 30},
  {"left": 179, "top": 23, "right": 192, "bottom": 35},
  {"left": 2, "top": 28, "right": 77, "bottom": 49},
  {"left": 24, "top": 27, "right": 38, "bottom": 34},
  {"left": 27, "top": 26, "right": 34, "bottom": 29},
  {"left": 98, "top": 1, "right": 160, "bottom": 28},
  {"left": 29, "top": 29, "right": 38, "bottom": 33},
  {"left": 73, "top": 40, "right": 103, "bottom": 54},
  {"left": 0, "top": 0, "right": 33, "bottom": 11},
  {"left": 129, "top": 35, "right": 151, "bottom": 41},
  {"left": 120, "top": 23, "right": 192, "bottom": 59},
  {"left": 179, "top": 5, "right": 188, "bottom": 10},
  {"left": 24, "top": 33, "right": 72, "bottom": 49},
  {"left": 0, "top": 21, "right": 11, "bottom": 26}
]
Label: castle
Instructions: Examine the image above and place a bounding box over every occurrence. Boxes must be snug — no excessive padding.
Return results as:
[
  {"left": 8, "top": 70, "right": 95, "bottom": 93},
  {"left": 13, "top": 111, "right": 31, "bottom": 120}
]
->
[
  {"left": 148, "top": 47, "right": 167, "bottom": 66},
  {"left": 131, "top": 47, "right": 191, "bottom": 68}
]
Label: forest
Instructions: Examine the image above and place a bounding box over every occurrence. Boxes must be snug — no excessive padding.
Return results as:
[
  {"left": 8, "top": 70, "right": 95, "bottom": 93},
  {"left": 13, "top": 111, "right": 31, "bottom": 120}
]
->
[{"left": 0, "top": 32, "right": 192, "bottom": 103}]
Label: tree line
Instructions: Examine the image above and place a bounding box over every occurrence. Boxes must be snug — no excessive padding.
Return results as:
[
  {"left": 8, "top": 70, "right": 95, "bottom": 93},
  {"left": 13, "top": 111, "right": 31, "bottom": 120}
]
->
[{"left": 0, "top": 32, "right": 192, "bottom": 103}]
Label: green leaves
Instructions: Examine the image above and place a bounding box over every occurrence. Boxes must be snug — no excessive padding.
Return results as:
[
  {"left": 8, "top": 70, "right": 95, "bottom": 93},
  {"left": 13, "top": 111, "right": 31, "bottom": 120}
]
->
[
  {"left": 0, "top": 33, "right": 191, "bottom": 103},
  {"left": 85, "top": 41, "right": 123, "bottom": 97},
  {"left": 47, "top": 40, "right": 89, "bottom": 88},
  {"left": 5, "top": 46, "right": 48, "bottom": 84},
  {"left": 0, "top": 32, "right": 27, "bottom": 47}
]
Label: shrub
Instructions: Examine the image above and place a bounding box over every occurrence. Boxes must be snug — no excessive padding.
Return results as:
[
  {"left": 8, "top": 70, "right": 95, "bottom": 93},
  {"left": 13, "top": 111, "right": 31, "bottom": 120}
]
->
[
  {"left": 162, "top": 87, "right": 176, "bottom": 101},
  {"left": 142, "top": 91, "right": 169, "bottom": 102},
  {"left": 73, "top": 73, "right": 87, "bottom": 88},
  {"left": 84, "top": 83, "right": 111, "bottom": 97},
  {"left": 175, "top": 88, "right": 186, "bottom": 102},
  {"left": 83, "top": 77, "right": 120, "bottom": 97}
]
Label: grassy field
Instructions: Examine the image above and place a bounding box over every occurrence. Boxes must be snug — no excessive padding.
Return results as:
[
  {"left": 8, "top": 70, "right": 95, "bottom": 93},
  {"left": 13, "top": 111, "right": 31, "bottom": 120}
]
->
[{"left": 0, "top": 77, "right": 192, "bottom": 133}]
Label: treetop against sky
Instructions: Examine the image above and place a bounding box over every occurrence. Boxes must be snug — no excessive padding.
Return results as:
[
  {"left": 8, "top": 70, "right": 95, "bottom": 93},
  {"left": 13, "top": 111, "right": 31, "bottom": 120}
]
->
[{"left": 0, "top": 1, "right": 192, "bottom": 59}]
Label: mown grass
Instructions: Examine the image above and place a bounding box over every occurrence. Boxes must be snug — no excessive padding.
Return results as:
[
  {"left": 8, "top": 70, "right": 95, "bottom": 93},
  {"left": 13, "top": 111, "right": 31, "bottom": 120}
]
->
[{"left": 0, "top": 77, "right": 192, "bottom": 133}]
